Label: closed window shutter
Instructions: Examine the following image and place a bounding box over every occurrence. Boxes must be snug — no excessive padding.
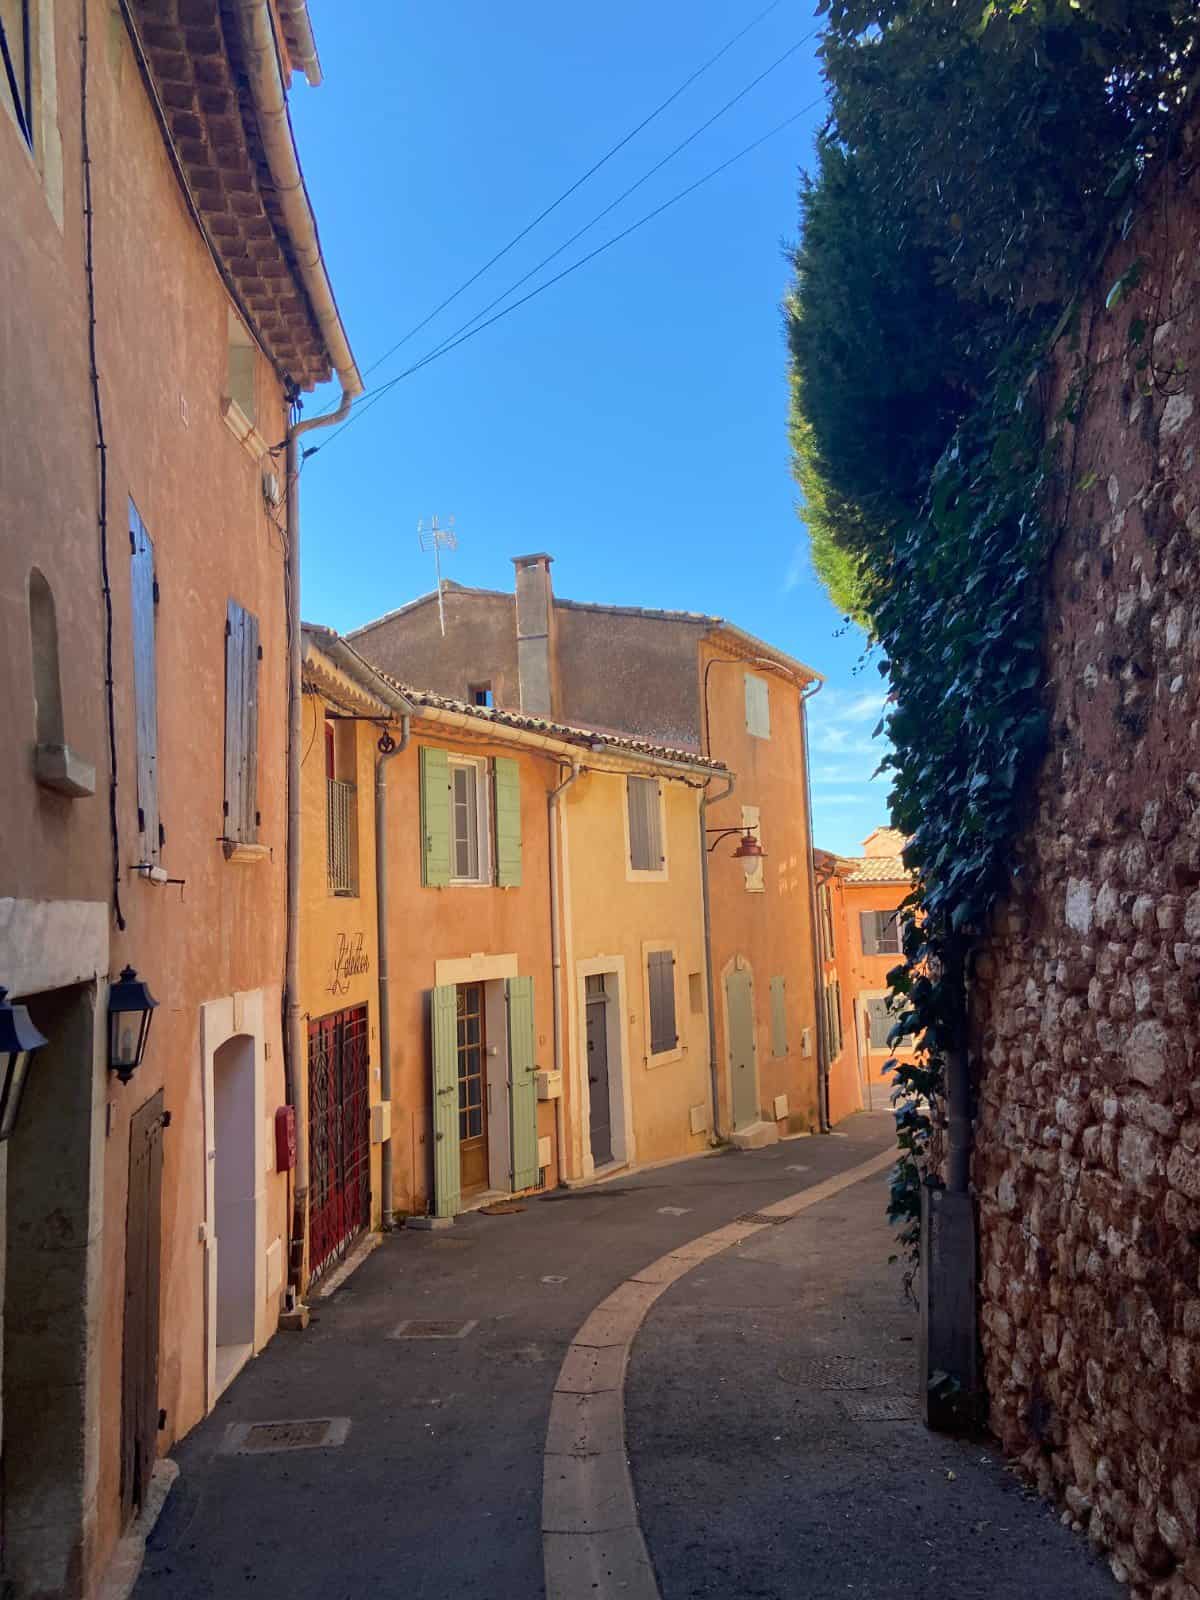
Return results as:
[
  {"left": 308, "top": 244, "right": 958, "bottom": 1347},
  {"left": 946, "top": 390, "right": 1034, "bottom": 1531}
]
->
[
  {"left": 859, "top": 911, "right": 878, "bottom": 956},
  {"left": 770, "top": 976, "right": 787, "bottom": 1057},
  {"left": 647, "top": 950, "right": 677, "bottom": 1053},
  {"left": 129, "top": 504, "right": 160, "bottom": 862},
  {"left": 867, "top": 998, "right": 892, "bottom": 1049},
  {"left": 494, "top": 756, "right": 522, "bottom": 887},
  {"left": 224, "top": 600, "right": 260, "bottom": 841},
  {"left": 420, "top": 746, "right": 451, "bottom": 887},
  {"left": 628, "top": 777, "right": 663, "bottom": 871},
  {"left": 745, "top": 673, "right": 771, "bottom": 738}
]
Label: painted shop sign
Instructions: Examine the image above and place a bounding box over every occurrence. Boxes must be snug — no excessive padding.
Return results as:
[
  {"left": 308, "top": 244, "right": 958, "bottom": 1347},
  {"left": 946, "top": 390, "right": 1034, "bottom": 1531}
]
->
[{"left": 329, "top": 931, "right": 370, "bottom": 995}]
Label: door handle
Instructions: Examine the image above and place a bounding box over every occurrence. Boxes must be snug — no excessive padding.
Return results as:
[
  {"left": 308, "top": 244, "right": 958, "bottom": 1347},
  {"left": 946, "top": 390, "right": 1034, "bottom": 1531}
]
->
[
  {"left": 437, "top": 1086, "right": 454, "bottom": 1097},
  {"left": 588, "top": 1074, "right": 598, "bottom": 1084}
]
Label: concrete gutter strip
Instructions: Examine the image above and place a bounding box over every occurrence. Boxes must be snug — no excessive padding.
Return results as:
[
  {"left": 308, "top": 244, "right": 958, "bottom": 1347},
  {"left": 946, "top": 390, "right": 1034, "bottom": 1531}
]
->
[{"left": 542, "top": 1145, "right": 897, "bottom": 1600}]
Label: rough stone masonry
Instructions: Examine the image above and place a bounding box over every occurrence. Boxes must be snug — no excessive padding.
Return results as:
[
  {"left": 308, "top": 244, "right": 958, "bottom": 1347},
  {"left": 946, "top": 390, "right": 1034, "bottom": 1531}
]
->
[{"left": 971, "top": 129, "right": 1200, "bottom": 1599}]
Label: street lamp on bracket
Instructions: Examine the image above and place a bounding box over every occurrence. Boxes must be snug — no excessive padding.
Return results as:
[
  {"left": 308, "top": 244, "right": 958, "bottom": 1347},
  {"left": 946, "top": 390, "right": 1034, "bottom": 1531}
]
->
[{"left": 706, "top": 826, "right": 766, "bottom": 883}]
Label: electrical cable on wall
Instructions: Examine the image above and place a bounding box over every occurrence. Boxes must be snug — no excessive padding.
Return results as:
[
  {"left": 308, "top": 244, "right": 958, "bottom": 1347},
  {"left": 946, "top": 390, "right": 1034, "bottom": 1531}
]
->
[{"left": 81, "top": 0, "right": 126, "bottom": 932}]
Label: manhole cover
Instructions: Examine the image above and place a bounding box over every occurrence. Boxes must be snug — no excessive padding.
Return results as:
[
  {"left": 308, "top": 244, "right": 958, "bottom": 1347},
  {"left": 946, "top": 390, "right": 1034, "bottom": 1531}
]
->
[
  {"left": 221, "top": 1417, "right": 350, "bottom": 1455},
  {"left": 736, "top": 1212, "right": 788, "bottom": 1225},
  {"left": 389, "top": 1318, "right": 478, "bottom": 1340},
  {"left": 778, "top": 1356, "right": 907, "bottom": 1390},
  {"left": 839, "top": 1395, "right": 919, "bottom": 1422},
  {"left": 658, "top": 1206, "right": 691, "bottom": 1216}
]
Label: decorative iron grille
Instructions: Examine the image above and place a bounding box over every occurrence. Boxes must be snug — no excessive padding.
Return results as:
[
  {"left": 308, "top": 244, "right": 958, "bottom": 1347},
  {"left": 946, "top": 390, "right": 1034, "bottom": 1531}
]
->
[
  {"left": 307, "top": 1005, "right": 370, "bottom": 1284},
  {"left": 326, "top": 778, "right": 357, "bottom": 895}
]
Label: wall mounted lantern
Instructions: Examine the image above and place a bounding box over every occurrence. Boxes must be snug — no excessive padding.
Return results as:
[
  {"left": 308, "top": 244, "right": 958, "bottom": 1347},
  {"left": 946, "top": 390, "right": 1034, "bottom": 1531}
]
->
[
  {"left": 108, "top": 966, "right": 158, "bottom": 1084},
  {"left": 0, "top": 986, "right": 48, "bottom": 1140},
  {"left": 707, "top": 827, "right": 767, "bottom": 882}
]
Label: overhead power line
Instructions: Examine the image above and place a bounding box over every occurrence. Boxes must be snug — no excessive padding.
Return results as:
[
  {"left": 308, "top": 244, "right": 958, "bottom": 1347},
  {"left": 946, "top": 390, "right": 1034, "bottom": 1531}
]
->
[
  {"left": 309, "top": 97, "right": 823, "bottom": 459},
  {"left": 408, "top": 31, "right": 815, "bottom": 378},
  {"left": 358, "top": 0, "right": 790, "bottom": 383}
]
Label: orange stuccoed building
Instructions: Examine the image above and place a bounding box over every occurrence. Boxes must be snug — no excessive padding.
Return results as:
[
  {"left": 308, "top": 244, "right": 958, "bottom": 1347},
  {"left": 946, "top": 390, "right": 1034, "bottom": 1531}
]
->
[{"left": 816, "top": 828, "right": 918, "bottom": 1122}]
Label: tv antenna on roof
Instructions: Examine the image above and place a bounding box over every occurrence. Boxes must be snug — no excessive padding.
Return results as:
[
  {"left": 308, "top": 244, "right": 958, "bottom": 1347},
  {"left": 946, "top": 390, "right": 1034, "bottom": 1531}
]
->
[{"left": 417, "top": 515, "right": 457, "bottom": 637}]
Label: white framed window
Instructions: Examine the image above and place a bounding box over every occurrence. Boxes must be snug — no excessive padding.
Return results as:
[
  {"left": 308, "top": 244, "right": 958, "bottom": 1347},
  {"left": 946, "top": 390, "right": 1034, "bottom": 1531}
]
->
[
  {"left": 860, "top": 909, "right": 902, "bottom": 956},
  {"left": 864, "top": 993, "right": 914, "bottom": 1052},
  {"left": 741, "top": 805, "right": 764, "bottom": 893},
  {"left": 449, "top": 755, "right": 491, "bottom": 884},
  {"left": 744, "top": 672, "right": 770, "bottom": 739},
  {"left": 227, "top": 309, "right": 257, "bottom": 423},
  {"left": 626, "top": 775, "right": 665, "bottom": 877}
]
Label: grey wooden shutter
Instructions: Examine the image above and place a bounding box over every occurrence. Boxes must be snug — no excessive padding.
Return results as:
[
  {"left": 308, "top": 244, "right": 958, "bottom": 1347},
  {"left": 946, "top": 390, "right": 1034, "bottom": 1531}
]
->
[
  {"left": 859, "top": 911, "right": 879, "bottom": 955},
  {"left": 129, "top": 504, "right": 160, "bottom": 862},
  {"left": 224, "top": 600, "right": 260, "bottom": 842},
  {"left": 628, "top": 777, "right": 663, "bottom": 871},
  {"left": 647, "top": 950, "right": 677, "bottom": 1053}
]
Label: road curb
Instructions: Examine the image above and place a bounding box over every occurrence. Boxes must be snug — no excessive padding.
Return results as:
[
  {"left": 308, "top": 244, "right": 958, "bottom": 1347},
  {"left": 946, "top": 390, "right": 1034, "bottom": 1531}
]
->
[{"left": 541, "top": 1143, "right": 896, "bottom": 1600}]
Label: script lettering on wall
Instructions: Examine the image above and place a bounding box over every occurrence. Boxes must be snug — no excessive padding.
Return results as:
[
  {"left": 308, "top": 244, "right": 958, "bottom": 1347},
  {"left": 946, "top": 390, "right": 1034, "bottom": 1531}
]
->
[{"left": 328, "top": 930, "right": 370, "bottom": 996}]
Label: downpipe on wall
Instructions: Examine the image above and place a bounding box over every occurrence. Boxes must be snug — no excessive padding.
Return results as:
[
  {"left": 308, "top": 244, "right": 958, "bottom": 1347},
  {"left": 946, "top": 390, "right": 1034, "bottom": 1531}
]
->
[
  {"left": 549, "top": 760, "right": 583, "bottom": 1181},
  {"left": 699, "top": 771, "right": 736, "bottom": 1141},
  {"left": 799, "top": 678, "right": 830, "bottom": 1132}
]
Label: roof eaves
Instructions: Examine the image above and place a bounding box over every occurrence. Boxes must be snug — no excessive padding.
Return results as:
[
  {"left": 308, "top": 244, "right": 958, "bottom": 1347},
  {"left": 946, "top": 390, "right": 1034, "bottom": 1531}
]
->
[{"left": 347, "top": 581, "right": 511, "bottom": 638}]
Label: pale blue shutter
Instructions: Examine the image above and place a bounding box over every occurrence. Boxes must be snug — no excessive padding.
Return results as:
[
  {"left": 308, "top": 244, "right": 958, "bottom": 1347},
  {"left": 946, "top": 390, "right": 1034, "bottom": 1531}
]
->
[
  {"left": 494, "top": 757, "right": 522, "bottom": 887},
  {"left": 431, "top": 985, "right": 460, "bottom": 1217},
  {"left": 506, "top": 976, "right": 538, "bottom": 1190},
  {"left": 859, "top": 911, "right": 879, "bottom": 956},
  {"left": 129, "top": 503, "right": 160, "bottom": 862},
  {"left": 420, "top": 746, "right": 451, "bottom": 887},
  {"left": 647, "top": 950, "right": 677, "bottom": 1053}
]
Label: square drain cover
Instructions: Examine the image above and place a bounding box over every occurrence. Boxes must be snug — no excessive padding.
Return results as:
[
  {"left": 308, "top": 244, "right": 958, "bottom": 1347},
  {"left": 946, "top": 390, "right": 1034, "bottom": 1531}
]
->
[
  {"left": 736, "top": 1212, "right": 788, "bottom": 1226},
  {"left": 221, "top": 1417, "right": 350, "bottom": 1455},
  {"left": 390, "top": 1318, "right": 478, "bottom": 1340},
  {"left": 778, "top": 1356, "right": 908, "bottom": 1390},
  {"left": 839, "top": 1395, "right": 919, "bottom": 1422}
]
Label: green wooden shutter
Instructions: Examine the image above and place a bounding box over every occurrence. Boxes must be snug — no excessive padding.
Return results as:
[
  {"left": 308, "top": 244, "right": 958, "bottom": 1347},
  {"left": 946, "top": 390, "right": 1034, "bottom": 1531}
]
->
[
  {"left": 494, "top": 756, "right": 522, "bottom": 887},
  {"left": 506, "top": 976, "right": 538, "bottom": 1190},
  {"left": 420, "top": 746, "right": 451, "bottom": 887},
  {"left": 224, "top": 600, "right": 260, "bottom": 841},
  {"left": 770, "top": 976, "right": 787, "bottom": 1058},
  {"left": 431, "top": 984, "right": 460, "bottom": 1217},
  {"left": 129, "top": 503, "right": 160, "bottom": 862}
]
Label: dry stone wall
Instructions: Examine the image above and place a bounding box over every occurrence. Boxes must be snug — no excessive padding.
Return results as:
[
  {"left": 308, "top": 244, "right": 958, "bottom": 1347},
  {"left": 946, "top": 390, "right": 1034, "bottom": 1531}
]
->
[{"left": 972, "top": 139, "right": 1200, "bottom": 1599}]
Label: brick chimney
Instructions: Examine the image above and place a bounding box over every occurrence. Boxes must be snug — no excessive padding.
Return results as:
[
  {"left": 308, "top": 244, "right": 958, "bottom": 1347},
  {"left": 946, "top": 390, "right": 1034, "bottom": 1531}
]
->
[{"left": 511, "top": 553, "right": 556, "bottom": 716}]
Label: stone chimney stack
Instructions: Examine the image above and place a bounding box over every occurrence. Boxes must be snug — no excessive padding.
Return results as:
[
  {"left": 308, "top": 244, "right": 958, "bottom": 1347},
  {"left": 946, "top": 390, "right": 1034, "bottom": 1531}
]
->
[{"left": 511, "top": 553, "right": 556, "bottom": 716}]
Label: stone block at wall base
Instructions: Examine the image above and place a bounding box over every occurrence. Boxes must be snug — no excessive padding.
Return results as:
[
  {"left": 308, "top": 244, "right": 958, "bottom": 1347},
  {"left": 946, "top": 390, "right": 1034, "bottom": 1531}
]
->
[{"left": 729, "top": 1121, "right": 779, "bottom": 1151}]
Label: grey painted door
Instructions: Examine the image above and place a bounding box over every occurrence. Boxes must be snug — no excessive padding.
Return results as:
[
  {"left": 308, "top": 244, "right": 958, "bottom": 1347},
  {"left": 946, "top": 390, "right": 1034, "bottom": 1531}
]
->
[
  {"left": 586, "top": 976, "right": 612, "bottom": 1166},
  {"left": 726, "top": 967, "right": 758, "bottom": 1130}
]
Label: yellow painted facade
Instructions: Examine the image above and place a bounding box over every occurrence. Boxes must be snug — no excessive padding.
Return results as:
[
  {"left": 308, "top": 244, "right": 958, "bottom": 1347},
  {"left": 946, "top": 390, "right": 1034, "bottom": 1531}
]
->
[{"left": 559, "top": 769, "right": 711, "bottom": 1176}]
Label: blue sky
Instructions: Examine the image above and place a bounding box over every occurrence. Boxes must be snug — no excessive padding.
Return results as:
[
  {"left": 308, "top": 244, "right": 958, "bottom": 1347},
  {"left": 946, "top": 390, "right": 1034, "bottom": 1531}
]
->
[{"left": 290, "top": 0, "right": 890, "bottom": 856}]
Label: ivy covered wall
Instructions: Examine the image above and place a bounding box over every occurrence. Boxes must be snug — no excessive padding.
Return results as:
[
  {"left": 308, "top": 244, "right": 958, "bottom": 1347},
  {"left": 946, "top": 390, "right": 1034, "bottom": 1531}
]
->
[{"left": 972, "top": 138, "right": 1200, "bottom": 1597}]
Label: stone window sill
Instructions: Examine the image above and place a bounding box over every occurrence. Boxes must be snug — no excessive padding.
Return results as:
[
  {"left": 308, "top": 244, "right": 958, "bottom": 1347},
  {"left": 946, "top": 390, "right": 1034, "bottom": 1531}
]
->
[
  {"left": 35, "top": 743, "right": 95, "bottom": 798},
  {"left": 222, "top": 840, "right": 270, "bottom": 864},
  {"left": 221, "top": 396, "right": 270, "bottom": 462}
]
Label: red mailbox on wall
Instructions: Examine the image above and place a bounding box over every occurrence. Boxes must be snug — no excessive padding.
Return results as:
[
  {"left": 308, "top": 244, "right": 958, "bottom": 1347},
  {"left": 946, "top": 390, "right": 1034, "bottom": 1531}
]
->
[{"left": 274, "top": 1104, "right": 296, "bottom": 1173}]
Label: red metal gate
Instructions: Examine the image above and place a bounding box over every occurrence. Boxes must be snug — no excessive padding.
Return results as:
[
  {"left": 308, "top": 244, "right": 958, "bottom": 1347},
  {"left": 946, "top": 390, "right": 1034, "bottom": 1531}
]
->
[{"left": 307, "top": 1004, "right": 370, "bottom": 1284}]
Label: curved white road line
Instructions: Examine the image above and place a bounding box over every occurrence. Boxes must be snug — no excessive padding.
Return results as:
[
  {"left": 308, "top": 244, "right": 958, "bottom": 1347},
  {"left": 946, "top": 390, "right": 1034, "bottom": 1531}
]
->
[{"left": 542, "top": 1145, "right": 897, "bottom": 1599}]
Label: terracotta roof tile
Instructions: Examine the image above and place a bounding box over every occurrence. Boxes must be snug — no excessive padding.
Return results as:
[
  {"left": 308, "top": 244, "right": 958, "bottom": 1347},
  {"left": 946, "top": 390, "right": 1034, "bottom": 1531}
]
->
[{"left": 841, "top": 856, "right": 911, "bottom": 885}]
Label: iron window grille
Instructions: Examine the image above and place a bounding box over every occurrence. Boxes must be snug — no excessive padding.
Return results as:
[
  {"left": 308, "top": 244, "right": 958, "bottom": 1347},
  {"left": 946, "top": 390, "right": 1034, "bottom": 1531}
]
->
[{"left": 326, "top": 778, "right": 357, "bottom": 895}]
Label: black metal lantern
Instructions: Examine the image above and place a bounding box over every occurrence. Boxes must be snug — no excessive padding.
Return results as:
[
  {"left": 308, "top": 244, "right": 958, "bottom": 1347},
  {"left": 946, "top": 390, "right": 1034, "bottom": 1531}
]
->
[
  {"left": 0, "top": 986, "right": 47, "bottom": 1140},
  {"left": 108, "top": 966, "right": 158, "bottom": 1084}
]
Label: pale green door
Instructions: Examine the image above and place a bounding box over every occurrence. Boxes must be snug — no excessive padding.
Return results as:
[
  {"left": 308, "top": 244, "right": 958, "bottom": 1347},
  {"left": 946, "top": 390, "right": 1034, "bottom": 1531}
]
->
[
  {"left": 431, "top": 984, "right": 461, "bottom": 1217},
  {"left": 726, "top": 967, "right": 758, "bottom": 1130},
  {"left": 506, "top": 976, "right": 539, "bottom": 1191}
]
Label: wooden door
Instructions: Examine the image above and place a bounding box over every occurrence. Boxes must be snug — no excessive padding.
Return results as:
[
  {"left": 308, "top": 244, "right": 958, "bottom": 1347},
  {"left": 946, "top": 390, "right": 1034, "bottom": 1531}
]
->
[
  {"left": 586, "top": 976, "right": 612, "bottom": 1166},
  {"left": 122, "top": 1090, "right": 166, "bottom": 1525},
  {"left": 457, "top": 982, "right": 489, "bottom": 1193},
  {"left": 726, "top": 967, "right": 758, "bottom": 1130}
]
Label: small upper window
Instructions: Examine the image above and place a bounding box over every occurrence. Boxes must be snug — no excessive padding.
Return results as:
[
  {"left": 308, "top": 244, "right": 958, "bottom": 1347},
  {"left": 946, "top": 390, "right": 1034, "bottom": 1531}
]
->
[
  {"left": 326, "top": 717, "right": 358, "bottom": 895},
  {"left": 745, "top": 672, "right": 770, "bottom": 739},
  {"left": 449, "top": 756, "right": 490, "bottom": 884},
  {"left": 28, "top": 567, "right": 63, "bottom": 750},
  {"left": 227, "top": 310, "right": 256, "bottom": 423},
  {"left": 860, "top": 909, "right": 902, "bottom": 957},
  {"left": 470, "top": 682, "right": 493, "bottom": 707},
  {"left": 1, "top": 0, "right": 34, "bottom": 149}
]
